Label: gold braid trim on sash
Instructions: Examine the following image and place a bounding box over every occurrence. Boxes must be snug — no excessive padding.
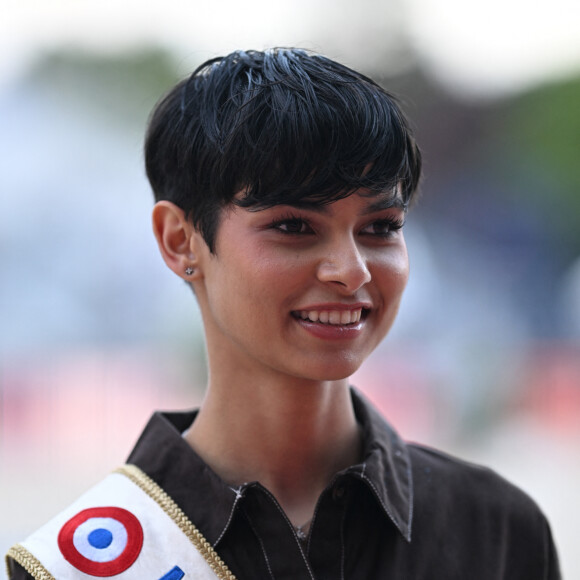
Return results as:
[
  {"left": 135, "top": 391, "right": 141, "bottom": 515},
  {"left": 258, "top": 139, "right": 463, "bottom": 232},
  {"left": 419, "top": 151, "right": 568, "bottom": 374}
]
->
[
  {"left": 116, "top": 464, "right": 237, "bottom": 580},
  {"left": 6, "top": 544, "right": 55, "bottom": 580}
]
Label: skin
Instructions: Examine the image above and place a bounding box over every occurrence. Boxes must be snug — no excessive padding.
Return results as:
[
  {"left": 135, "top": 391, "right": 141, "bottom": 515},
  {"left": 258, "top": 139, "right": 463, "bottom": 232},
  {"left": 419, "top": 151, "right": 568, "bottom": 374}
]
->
[{"left": 152, "top": 192, "right": 409, "bottom": 528}]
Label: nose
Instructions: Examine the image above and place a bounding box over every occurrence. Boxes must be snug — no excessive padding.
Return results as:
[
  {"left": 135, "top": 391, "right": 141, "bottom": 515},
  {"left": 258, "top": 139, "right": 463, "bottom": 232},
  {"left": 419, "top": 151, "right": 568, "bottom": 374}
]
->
[{"left": 316, "top": 236, "right": 371, "bottom": 292}]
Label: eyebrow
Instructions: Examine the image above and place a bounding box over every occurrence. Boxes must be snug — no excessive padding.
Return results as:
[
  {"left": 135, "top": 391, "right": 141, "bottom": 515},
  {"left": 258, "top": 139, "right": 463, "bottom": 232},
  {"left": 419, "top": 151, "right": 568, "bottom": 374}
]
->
[
  {"left": 283, "top": 195, "right": 408, "bottom": 215},
  {"left": 361, "top": 196, "right": 408, "bottom": 215}
]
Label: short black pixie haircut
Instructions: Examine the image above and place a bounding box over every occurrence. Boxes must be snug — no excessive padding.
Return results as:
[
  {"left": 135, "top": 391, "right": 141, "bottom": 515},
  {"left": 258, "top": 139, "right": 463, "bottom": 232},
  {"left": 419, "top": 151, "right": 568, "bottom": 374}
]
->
[{"left": 145, "top": 48, "right": 422, "bottom": 252}]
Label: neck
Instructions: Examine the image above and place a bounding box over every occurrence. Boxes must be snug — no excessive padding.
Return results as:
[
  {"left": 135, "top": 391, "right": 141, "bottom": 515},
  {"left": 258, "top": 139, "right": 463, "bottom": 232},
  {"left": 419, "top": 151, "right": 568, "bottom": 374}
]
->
[{"left": 184, "top": 374, "right": 361, "bottom": 527}]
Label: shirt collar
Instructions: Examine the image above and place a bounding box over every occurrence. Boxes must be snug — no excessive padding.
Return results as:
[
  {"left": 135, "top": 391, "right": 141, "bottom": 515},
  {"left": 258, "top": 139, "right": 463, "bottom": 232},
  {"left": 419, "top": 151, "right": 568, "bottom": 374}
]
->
[
  {"left": 126, "top": 387, "right": 414, "bottom": 546},
  {"left": 126, "top": 408, "right": 240, "bottom": 546},
  {"left": 349, "top": 388, "right": 414, "bottom": 542}
]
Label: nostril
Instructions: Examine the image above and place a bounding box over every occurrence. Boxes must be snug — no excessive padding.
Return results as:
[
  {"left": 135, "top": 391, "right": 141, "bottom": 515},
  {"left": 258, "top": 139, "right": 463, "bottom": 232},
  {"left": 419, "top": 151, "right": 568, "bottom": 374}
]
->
[{"left": 317, "top": 254, "right": 371, "bottom": 292}]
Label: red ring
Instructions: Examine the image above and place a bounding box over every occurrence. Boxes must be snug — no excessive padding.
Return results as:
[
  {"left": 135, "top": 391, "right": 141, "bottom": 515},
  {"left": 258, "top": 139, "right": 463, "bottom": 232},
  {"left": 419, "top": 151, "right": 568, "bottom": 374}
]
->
[{"left": 58, "top": 507, "right": 143, "bottom": 577}]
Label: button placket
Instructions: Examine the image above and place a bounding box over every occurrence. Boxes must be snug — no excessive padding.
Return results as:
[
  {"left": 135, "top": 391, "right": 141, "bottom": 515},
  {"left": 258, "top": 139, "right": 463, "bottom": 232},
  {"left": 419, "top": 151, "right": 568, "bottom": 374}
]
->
[
  {"left": 243, "top": 484, "right": 317, "bottom": 579},
  {"left": 308, "top": 479, "right": 349, "bottom": 578}
]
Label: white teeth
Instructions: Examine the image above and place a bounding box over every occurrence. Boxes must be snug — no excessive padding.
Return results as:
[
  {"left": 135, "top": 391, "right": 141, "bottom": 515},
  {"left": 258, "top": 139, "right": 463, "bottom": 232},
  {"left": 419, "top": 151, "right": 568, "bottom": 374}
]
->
[
  {"left": 297, "top": 308, "right": 363, "bottom": 325},
  {"left": 329, "top": 311, "right": 341, "bottom": 324}
]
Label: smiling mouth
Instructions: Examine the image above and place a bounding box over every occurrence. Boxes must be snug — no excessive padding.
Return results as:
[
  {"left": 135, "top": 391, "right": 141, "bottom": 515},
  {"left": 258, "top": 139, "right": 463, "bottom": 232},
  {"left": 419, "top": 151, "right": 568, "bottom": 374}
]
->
[{"left": 292, "top": 308, "right": 366, "bottom": 325}]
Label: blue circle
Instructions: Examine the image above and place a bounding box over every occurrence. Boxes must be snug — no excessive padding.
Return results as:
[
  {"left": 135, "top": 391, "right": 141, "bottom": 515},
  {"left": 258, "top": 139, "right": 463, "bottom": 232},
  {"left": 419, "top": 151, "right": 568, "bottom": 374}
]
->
[{"left": 88, "top": 528, "right": 114, "bottom": 550}]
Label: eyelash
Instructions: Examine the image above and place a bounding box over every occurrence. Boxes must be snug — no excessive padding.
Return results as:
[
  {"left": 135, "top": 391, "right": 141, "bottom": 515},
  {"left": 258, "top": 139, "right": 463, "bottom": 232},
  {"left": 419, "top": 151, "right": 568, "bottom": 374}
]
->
[
  {"left": 269, "top": 215, "right": 313, "bottom": 235},
  {"left": 361, "top": 217, "right": 405, "bottom": 237},
  {"left": 268, "top": 214, "right": 405, "bottom": 238}
]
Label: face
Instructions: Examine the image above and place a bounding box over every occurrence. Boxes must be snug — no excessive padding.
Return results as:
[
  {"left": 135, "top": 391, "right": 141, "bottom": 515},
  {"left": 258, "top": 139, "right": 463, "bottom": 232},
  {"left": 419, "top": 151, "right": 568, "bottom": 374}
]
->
[{"left": 194, "top": 193, "right": 409, "bottom": 384}]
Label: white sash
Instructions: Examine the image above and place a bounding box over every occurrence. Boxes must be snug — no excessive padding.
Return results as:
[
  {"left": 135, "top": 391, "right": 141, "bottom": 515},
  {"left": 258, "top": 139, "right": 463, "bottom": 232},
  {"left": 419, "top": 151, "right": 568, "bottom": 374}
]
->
[{"left": 6, "top": 465, "right": 236, "bottom": 580}]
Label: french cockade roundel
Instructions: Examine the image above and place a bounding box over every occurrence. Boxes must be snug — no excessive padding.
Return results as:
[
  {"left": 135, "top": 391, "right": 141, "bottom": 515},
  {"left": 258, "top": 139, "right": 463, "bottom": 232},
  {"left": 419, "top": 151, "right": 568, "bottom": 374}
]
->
[{"left": 58, "top": 507, "right": 143, "bottom": 577}]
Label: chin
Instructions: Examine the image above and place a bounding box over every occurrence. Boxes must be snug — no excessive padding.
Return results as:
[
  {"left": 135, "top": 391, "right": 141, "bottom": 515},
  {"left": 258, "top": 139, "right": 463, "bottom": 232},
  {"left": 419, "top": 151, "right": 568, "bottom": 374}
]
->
[{"left": 294, "top": 356, "right": 365, "bottom": 383}]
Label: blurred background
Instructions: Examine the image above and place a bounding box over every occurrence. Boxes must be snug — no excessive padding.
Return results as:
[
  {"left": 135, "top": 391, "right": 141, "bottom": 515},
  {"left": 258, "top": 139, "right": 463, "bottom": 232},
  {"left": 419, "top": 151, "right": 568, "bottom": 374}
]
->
[{"left": 1, "top": 0, "right": 579, "bottom": 577}]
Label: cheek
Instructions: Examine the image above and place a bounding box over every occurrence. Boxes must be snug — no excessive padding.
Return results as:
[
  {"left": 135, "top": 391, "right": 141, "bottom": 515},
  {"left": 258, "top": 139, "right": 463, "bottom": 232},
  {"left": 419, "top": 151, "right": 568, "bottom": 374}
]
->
[
  {"left": 245, "top": 248, "right": 311, "bottom": 290},
  {"left": 375, "top": 250, "right": 410, "bottom": 294},
  {"left": 212, "top": 250, "right": 292, "bottom": 312},
  {"left": 395, "top": 256, "right": 410, "bottom": 290}
]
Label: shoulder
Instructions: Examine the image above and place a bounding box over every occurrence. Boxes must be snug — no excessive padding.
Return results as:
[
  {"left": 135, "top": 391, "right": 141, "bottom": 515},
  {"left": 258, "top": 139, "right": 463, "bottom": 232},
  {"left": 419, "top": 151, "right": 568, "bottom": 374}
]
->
[
  {"left": 5, "top": 470, "right": 142, "bottom": 579},
  {"left": 407, "top": 443, "right": 560, "bottom": 578},
  {"left": 5, "top": 466, "right": 231, "bottom": 580},
  {"left": 408, "top": 442, "right": 541, "bottom": 515}
]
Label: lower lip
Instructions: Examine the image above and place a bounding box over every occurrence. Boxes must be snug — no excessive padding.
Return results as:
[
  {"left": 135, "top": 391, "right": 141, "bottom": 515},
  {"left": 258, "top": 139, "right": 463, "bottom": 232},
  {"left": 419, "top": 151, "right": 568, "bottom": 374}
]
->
[{"left": 294, "top": 317, "right": 365, "bottom": 340}]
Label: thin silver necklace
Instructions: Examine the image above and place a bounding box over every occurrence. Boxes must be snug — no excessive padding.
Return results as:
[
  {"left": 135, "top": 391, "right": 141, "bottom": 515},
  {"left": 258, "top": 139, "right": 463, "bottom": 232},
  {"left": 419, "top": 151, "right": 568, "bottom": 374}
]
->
[{"left": 295, "top": 519, "right": 312, "bottom": 541}]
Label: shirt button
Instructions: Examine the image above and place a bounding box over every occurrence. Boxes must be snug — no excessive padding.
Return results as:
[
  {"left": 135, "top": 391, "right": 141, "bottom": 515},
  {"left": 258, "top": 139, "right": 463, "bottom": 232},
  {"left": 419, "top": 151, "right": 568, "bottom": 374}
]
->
[{"left": 332, "top": 484, "right": 346, "bottom": 502}]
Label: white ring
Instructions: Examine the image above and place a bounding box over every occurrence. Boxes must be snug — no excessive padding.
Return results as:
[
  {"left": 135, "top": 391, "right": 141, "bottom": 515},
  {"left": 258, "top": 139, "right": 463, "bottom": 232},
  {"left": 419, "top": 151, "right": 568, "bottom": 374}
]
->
[{"left": 72, "top": 517, "right": 128, "bottom": 563}]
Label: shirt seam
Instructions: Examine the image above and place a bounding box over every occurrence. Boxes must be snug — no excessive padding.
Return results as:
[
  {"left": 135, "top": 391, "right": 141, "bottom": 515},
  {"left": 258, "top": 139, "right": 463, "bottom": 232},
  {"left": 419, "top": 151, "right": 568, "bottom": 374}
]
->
[
  {"left": 213, "top": 486, "right": 245, "bottom": 548},
  {"left": 257, "top": 485, "right": 317, "bottom": 580},
  {"left": 340, "top": 502, "right": 347, "bottom": 580},
  {"left": 406, "top": 450, "right": 414, "bottom": 542},
  {"left": 240, "top": 507, "right": 276, "bottom": 580},
  {"left": 358, "top": 471, "right": 411, "bottom": 542}
]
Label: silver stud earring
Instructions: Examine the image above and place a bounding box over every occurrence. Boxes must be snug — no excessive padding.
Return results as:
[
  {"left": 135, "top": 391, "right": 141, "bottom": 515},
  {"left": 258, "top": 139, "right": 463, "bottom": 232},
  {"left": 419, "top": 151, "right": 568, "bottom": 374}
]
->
[{"left": 185, "top": 267, "right": 195, "bottom": 276}]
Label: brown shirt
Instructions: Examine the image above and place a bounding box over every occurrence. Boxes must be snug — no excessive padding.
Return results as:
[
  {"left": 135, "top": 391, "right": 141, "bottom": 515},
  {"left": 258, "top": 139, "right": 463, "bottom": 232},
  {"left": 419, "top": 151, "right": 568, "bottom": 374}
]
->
[{"left": 7, "top": 389, "right": 561, "bottom": 579}]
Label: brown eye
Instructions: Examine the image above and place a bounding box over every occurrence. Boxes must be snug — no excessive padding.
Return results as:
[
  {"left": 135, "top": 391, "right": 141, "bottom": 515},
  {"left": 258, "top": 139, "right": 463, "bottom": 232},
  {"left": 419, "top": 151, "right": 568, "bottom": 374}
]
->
[
  {"left": 273, "top": 218, "right": 312, "bottom": 234},
  {"left": 361, "top": 218, "right": 404, "bottom": 237}
]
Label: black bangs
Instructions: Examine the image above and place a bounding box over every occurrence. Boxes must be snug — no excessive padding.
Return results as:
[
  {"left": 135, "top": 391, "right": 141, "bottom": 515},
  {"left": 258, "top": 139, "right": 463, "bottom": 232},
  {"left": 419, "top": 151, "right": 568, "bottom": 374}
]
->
[{"left": 145, "top": 48, "right": 422, "bottom": 251}]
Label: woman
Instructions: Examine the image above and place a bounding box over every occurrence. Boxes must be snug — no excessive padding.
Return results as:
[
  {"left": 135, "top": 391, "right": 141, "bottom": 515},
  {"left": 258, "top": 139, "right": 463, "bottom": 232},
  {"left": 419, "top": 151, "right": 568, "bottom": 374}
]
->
[{"left": 7, "top": 48, "right": 560, "bottom": 579}]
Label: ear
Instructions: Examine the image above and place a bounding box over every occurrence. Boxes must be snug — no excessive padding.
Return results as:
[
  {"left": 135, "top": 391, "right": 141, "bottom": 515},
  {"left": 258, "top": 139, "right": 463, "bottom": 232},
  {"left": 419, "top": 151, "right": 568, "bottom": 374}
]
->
[{"left": 152, "top": 201, "right": 203, "bottom": 281}]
